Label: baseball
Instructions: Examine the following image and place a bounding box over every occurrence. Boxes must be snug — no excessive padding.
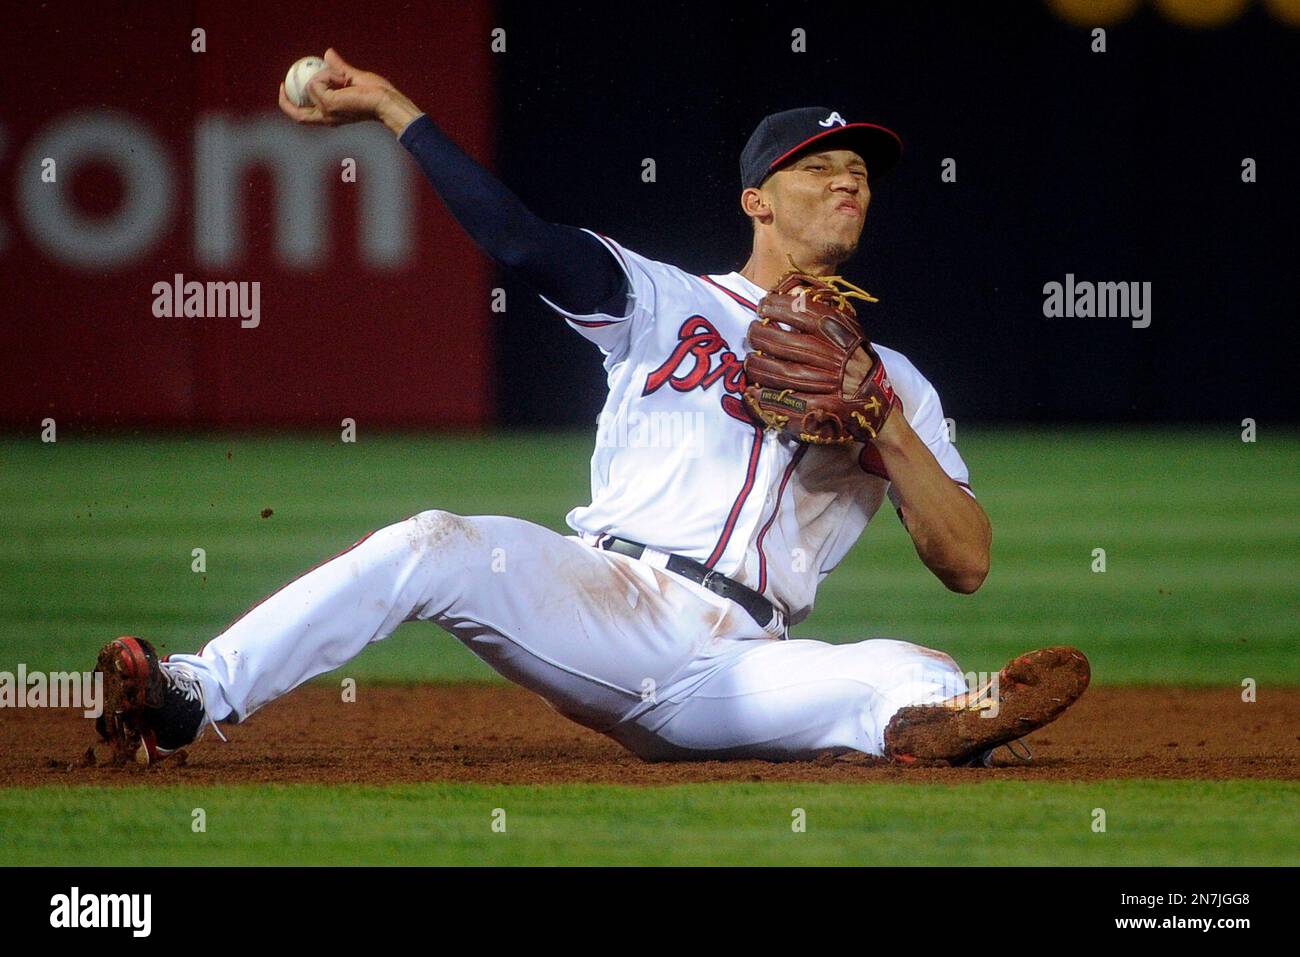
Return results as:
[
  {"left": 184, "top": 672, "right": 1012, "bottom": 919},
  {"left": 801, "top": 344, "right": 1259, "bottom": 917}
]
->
[{"left": 284, "top": 55, "right": 326, "bottom": 108}]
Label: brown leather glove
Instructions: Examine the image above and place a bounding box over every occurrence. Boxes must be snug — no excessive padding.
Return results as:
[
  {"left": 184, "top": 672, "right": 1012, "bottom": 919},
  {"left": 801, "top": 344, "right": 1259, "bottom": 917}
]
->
[{"left": 743, "top": 269, "right": 898, "bottom": 445}]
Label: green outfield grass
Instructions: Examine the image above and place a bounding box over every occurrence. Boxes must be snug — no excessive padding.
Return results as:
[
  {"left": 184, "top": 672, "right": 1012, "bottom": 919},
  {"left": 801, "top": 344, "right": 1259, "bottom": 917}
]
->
[
  {"left": 1, "top": 428, "right": 1295, "bottom": 684},
  {"left": 2, "top": 429, "right": 1296, "bottom": 868},
  {"left": 2, "top": 779, "right": 1296, "bottom": 866}
]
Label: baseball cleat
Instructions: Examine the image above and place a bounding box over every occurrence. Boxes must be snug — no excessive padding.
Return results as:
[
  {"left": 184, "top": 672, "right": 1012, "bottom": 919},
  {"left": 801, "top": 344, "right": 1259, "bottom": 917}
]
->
[
  {"left": 94, "top": 636, "right": 223, "bottom": 766},
  {"left": 883, "top": 646, "right": 1090, "bottom": 766}
]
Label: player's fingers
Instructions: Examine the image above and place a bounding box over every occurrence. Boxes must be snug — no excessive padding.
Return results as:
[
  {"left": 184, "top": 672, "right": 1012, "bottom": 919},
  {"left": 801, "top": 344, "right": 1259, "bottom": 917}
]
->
[
  {"left": 312, "top": 85, "right": 382, "bottom": 124},
  {"left": 277, "top": 81, "right": 296, "bottom": 114},
  {"left": 323, "top": 47, "right": 356, "bottom": 81},
  {"left": 757, "top": 299, "right": 819, "bottom": 333},
  {"left": 309, "top": 64, "right": 340, "bottom": 88},
  {"left": 747, "top": 322, "right": 839, "bottom": 369},
  {"left": 744, "top": 354, "right": 838, "bottom": 394},
  {"left": 304, "top": 71, "right": 342, "bottom": 114},
  {"left": 322, "top": 46, "right": 390, "bottom": 89},
  {"left": 279, "top": 81, "right": 326, "bottom": 124}
]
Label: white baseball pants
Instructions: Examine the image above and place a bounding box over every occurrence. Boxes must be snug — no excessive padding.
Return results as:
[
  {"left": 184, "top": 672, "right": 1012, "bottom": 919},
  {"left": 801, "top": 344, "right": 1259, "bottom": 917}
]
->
[{"left": 171, "top": 510, "right": 967, "bottom": 760}]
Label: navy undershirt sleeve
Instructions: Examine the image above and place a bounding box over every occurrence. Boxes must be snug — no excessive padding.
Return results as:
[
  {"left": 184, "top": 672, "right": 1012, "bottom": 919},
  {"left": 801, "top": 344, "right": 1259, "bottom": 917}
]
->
[{"left": 398, "top": 113, "right": 629, "bottom": 317}]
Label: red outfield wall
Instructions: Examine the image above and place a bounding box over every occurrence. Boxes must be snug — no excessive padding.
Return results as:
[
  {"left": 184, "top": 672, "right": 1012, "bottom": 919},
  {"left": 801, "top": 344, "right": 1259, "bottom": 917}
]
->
[{"left": 0, "top": 2, "right": 495, "bottom": 429}]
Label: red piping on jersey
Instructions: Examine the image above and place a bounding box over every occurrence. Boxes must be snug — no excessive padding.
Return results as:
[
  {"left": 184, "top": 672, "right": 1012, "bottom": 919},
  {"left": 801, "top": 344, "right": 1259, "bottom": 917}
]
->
[
  {"left": 705, "top": 425, "right": 764, "bottom": 568},
  {"left": 593, "top": 230, "right": 633, "bottom": 274},
  {"left": 756, "top": 444, "right": 807, "bottom": 594},
  {"left": 858, "top": 443, "right": 889, "bottom": 480},
  {"left": 199, "top": 529, "right": 377, "bottom": 654},
  {"left": 699, "top": 275, "right": 759, "bottom": 311},
  {"left": 557, "top": 232, "right": 636, "bottom": 328},
  {"left": 689, "top": 274, "right": 763, "bottom": 570}
]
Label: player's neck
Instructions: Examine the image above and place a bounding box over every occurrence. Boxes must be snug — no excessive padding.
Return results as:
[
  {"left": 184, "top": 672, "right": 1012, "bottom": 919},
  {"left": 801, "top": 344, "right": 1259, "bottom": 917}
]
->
[{"left": 739, "top": 243, "right": 840, "bottom": 291}]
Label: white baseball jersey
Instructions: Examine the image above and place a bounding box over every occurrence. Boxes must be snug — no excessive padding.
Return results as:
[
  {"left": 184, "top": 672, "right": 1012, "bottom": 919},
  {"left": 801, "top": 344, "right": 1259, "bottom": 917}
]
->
[
  {"left": 540, "top": 230, "right": 973, "bottom": 628},
  {"left": 172, "top": 214, "right": 977, "bottom": 764}
]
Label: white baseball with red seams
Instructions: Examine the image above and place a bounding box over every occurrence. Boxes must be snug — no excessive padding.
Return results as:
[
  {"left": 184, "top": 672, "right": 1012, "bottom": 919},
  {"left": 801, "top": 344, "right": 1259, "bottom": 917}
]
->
[
  {"left": 284, "top": 56, "right": 326, "bottom": 108},
  {"left": 171, "top": 233, "right": 975, "bottom": 759}
]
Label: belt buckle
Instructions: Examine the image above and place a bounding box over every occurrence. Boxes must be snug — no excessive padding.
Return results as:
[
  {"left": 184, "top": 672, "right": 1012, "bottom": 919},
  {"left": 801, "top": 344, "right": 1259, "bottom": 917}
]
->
[{"left": 700, "top": 569, "right": 720, "bottom": 592}]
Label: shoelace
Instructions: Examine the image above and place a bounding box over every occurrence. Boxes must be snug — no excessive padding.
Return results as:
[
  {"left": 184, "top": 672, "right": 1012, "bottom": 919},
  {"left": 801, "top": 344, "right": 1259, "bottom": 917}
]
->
[
  {"left": 782, "top": 255, "right": 880, "bottom": 311},
  {"left": 959, "top": 680, "right": 1034, "bottom": 766},
  {"left": 162, "top": 663, "right": 228, "bottom": 744},
  {"left": 978, "top": 739, "right": 1033, "bottom": 768}
]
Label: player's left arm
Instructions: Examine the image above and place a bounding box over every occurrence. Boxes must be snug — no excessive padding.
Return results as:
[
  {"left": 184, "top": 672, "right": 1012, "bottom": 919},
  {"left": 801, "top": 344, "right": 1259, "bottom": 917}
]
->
[{"left": 873, "top": 412, "right": 991, "bottom": 594}]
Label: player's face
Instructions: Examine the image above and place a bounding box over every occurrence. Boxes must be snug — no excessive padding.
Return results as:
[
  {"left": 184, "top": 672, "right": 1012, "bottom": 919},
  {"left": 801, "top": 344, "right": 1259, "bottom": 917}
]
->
[{"left": 766, "top": 149, "right": 871, "bottom": 264}]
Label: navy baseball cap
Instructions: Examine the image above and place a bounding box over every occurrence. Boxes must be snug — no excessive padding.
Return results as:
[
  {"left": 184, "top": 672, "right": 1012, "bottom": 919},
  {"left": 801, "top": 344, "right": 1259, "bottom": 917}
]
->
[{"left": 741, "top": 107, "right": 903, "bottom": 189}]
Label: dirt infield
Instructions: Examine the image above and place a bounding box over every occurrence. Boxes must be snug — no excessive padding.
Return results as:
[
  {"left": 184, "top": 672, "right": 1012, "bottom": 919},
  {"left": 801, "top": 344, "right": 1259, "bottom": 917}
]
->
[{"left": 3, "top": 684, "right": 1298, "bottom": 787}]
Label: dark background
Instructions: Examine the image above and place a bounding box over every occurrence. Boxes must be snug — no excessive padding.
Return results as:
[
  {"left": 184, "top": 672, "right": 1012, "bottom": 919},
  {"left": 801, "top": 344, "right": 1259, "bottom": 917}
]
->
[
  {"left": 495, "top": 0, "right": 1298, "bottom": 426},
  {"left": 0, "top": 0, "right": 496, "bottom": 430},
  {"left": 2, "top": 0, "right": 1296, "bottom": 429}
]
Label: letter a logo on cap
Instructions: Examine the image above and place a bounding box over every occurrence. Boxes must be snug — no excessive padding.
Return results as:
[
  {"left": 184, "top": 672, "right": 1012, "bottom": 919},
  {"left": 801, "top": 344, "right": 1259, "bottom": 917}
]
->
[{"left": 819, "top": 111, "right": 847, "bottom": 127}]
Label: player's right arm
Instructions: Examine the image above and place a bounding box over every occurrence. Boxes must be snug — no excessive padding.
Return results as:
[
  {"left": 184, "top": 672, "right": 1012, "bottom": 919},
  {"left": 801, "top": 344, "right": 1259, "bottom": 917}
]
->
[
  {"left": 279, "top": 48, "right": 630, "bottom": 319},
  {"left": 873, "top": 367, "right": 989, "bottom": 595}
]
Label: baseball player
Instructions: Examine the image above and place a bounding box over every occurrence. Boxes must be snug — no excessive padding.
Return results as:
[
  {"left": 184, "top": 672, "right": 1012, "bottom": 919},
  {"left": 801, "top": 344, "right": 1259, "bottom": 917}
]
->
[{"left": 93, "top": 49, "right": 1089, "bottom": 768}]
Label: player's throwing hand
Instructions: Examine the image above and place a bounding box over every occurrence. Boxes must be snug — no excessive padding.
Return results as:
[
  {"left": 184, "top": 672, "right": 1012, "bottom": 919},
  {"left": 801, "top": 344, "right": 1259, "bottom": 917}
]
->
[{"left": 278, "top": 47, "right": 422, "bottom": 135}]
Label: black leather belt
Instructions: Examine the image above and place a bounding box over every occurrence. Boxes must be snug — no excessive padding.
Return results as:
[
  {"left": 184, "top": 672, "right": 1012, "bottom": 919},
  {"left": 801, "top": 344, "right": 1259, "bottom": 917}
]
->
[{"left": 595, "top": 535, "right": 779, "bottom": 631}]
